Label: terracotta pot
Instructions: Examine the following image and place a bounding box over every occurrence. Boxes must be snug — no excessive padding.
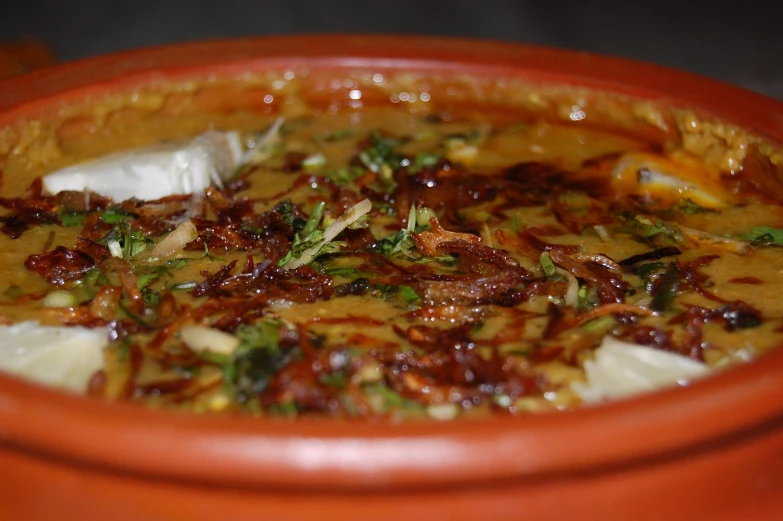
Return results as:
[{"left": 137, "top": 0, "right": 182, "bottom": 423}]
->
[{"left": 1, "top": 35, "right": 782, "bottom": 521}]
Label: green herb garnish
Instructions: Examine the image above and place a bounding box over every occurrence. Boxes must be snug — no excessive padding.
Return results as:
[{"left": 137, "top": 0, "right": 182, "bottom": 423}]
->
[
  {"left": 277, "top": 201, "right": 340, "bottom": 267},
  {"left": 539, "top": 251, "right": 556, "bottom": 277},
  {"left": 230, "top": 320, "right": 300, "bottom": 402},
  {"left": 141, "top": 287, "right": 161, "bottom": 307},
  {"left": 620, "top": 213, "right": 683, "bottom": 246},
  {"left": 739, "top": 226, "right": 783, "bottom": 246},
  {"left": 580, "top": 315, "right": 617, "bottom": 333},
  {"left": 319, "top": 372, "right": 348, "bottom": 388},
  {"left": 269, "top": 400, "right": 298, "bottom": 417},
  {"left": 672, "top": 199, "right": 705, "bottom": 214},
  {"left": 315, "top": 128, "right": 355, "bottom": 142},
  {"left": 101, "top": 207, "right": 136, "bottom": 224},
  {"left": 577, "top": 285, "right": 599, "bottom": 311},
  {"left": 166, "top": 258, "right": 189, "bottom": 270},
  {"left": 167, "top": 281, "right": 197, "bottom": 291},
  {"left": 650, "top": 263, "right": 679, "bottom": 312},
  {"left": 98, "top": 218, "right": 151, "bottom": 258},
  {"left": 325, "top": 166, "right": 365, "bottom": 186},
  {"left": 357, "top": 130, "right": 404, "bottom": 190},
  {"left": 3, "top": 285, "right": 23, "bottom": 300},
  {"left": 58, "top": 211, "right": 86, "bottom": 227},
  {"left": 398, "top": 284, "right": 422, "bottom": 306},
  {"left": 136, "top": 272, "right": 160, "bottom": 290},
  {"left": 323, "top": 266, "right": 361, "bottom": 278},
  {"left": 363, "top": 383, "right": 421, "bottom": 411},
  {"left": 407, "top": 152, "right": 441, "bottom": 174}
]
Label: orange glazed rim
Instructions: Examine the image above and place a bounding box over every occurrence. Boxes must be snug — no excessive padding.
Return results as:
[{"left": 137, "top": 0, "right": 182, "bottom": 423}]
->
[{"left": 0, "top": 34, "right": 782, "bottom": 492}]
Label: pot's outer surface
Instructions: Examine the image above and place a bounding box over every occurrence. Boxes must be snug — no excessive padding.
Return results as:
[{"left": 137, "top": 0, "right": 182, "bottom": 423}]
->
[{"left": 0, "top": 35, "right": 782, "bottom": 521}]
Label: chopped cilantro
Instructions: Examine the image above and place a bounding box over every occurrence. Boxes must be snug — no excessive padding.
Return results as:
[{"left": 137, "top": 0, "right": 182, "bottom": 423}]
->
[
  {"left": 268, "top": 400, "right": 298, "bottom": 417},
  {"left": 323, "top": 266, "right": 361, "bottom": 278},
  {"left": 231, "top": 320, "right": 300, "bottom": 402},
  {"left": 372, "top": 229, "right": 415, "bottom": 257},
  {"left": 577, "top": 285, "right": 599, "bottom": 311},
  {"left": 634, "top": 261, "right": 667, "bottom": 281},
  {"left": 639, "top": 218, "right": 682, "bottom": 241},
  {"left": 363, "top": 383, "right": 420, "bottom": 411},
  {"left": 273, "top": 200, "right": 302, "bottom": 230},
  {"left": 407, "top": 152, "right": 441, "bottom": 173},
  {"left": 101, "top": 207, "right": 136, "bottom": 224},
  {"left": 580, "top": 315, "right": 617, "bottom": 333},
  {"left": 371, "top": 205, "right": 419, "bottom": 257},
  {"left": 141, "top": 287, "right": 161, "bottom": 307},
  {"left": 357, "top": 130, "right": 403, "bottom": 188},
  {"left": 325, "top": 211, "right": 369, "bottom": 231},
  {"left": 739, "top": 226, "right": 783, "bottom": 246},
  {"left": 58, "top": 211, "right": 85, "bottom": 227},
  {"left": 398, "top": 285, "right": 422, "bottom": 306},
  {"left": 3, "top": 285, "right": 23, "bottom": 300},
  {"left": 98, "top": 219, "right": 151, "bottom": 259},
  {"left": 315, "top": 128, "right": 355, "bottom": 142},
  {"left": 325, "top": 166, "right": 365, "bottom": 186},
  {"left": 511, "top": 213, "right": 521, "bottom": 231},
  {"left": 117, "top": 300, "right": 151, "bottom": 327},
  {"left": 277, "top": 229, "right": 344, "bottom": 268},
  {"left": 134, "top": 260, "right": 188, "bottom": 290},
  {"left": 166, "top": 258, "right": 189, "bottom": 270},
  {"left": 334, "top": 277, "right": 374, "bottom": 297},
  {"left": 539, "top": 251, "right": 556, "bottom": 277},
  {"left": 620, "top": 213, "right": 683, "bottom": 246},
  {"left": 301, "top": 201, "right": 326, "bottom": 236},
  {"left": 80, "top": 268, "right": 110, "bottom": 299},
  {"left": 375, "top": 283, "right": 422, "bottom": 307},
  {"left": 672, "top": 199, "right": 705, "bottom": 214},
  {"left": 319, "top": 372, "right": 347, "bottom": 388},
  {"left": 370, "top": 206, "right": 455, "bottom": 265},
  {"left": 650, "top": 263, "right": 679, "bottom": 312},
  {"left": 136, "top": 272, "right": 160, "bottom": 290},
  {"left": 166, "top": 281, "right": 197, "bottom": 291}
]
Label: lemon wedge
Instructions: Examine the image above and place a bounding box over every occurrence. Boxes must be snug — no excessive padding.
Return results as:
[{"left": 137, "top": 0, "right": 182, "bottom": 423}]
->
[
  {"left": 573, "top": 335, "right": 711, "bottom": 404},
  {"left": 42, "top": 130, "right": 243, "bottom": 202},
  {"left": 611, "top": 152, "right": 732, "bottom": 209}
]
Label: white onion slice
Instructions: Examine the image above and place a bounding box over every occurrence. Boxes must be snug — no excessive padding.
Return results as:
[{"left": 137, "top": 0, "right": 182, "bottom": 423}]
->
[
  {"left": 243, "top": 117, "right": 285, "bottom": 165},
  {"left": 282, "top": 199, "right": 373, "bottom": 270},
  {"left": 426, "top": 403, "right": 459, "bottom": 421},
  {"left": 180, "top": 325, "right": 239, "bottom": 355},
  {"left": 556, "top": 268, "right": 579, "bottom": 308},
  {"left": 149, "top": 220, "right": 198, "bottom": 259}
]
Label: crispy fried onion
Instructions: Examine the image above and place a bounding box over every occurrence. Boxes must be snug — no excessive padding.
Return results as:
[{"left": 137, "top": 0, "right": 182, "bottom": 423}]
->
[
  {"left": 191, "top": 251, "right": 332, "bottom": 303},
  {"left": 100, "top": 257, "right": 144, "bottom": 313},
  {"left": 412, "top": 218, "right": 481, "bottom": 255},
  {"left": 549, "top": 249, "right": 627, "bottom": 304},
  {"left": 667, "top": 300, "right": 763, "bottom": 360},
  {"left": 416, "top": 238, "right": 531, "bottom": 306},
  {"left": 25, "top": 246, "right": 97, "bottom": 286},
  {"left": 382, "top": 324, "right": 535, "bottom": 408}
]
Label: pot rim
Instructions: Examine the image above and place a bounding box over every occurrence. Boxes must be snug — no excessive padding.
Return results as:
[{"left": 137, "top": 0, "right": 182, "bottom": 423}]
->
[{"left": 1, "top": 34, "right": 782, "bottom": 491}]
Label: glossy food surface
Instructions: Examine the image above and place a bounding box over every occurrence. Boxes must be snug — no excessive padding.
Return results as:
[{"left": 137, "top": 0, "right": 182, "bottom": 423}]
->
[{"left": 1, "top": 100, "right": 783, "bottom": 419}]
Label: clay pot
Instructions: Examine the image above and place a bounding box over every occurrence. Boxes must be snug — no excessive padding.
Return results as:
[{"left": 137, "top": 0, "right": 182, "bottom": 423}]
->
[{"left": 0, "top": 36, "right": 781, "bottom": 521}]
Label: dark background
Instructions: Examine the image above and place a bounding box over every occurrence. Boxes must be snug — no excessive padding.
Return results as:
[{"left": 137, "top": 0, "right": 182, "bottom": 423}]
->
[{"left": 3, "top": 1, "right": 781, "bottom": 99}]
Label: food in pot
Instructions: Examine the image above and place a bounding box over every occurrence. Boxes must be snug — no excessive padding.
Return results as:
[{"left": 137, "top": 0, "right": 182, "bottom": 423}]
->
[{"left": 1, "top": 103, "right": 781, "bottom": 420}]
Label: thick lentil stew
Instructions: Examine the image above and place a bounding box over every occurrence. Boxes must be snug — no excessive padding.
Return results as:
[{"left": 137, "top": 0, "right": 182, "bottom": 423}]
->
[{"left": 1, "top": 77, "right": 782, "bottom": 421}]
